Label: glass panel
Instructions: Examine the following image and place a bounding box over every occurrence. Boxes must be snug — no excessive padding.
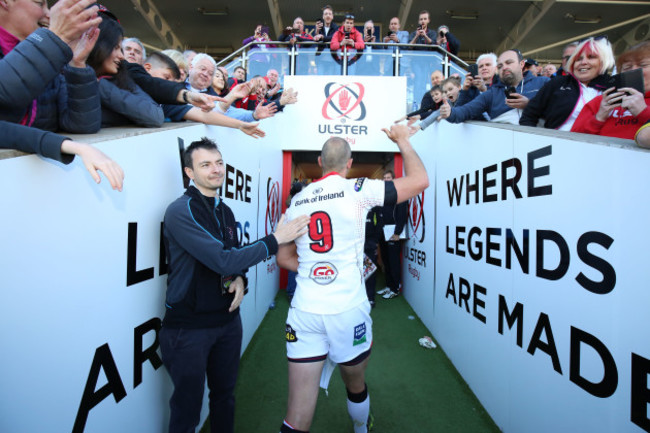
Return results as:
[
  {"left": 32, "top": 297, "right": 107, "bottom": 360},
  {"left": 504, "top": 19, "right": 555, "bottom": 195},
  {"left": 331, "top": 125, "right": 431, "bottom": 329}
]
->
[
  {"left": 347, "top": 47, "right": 394, "bottom": 77},
  {"left": 449, "top": 60, "right": 469, "bottom": 79},
  {"left": 246, "top": 47, "right": 292, "bottom": 79},
  {"left": 399, "top": 50, "right": 443, "bottom": 111}
]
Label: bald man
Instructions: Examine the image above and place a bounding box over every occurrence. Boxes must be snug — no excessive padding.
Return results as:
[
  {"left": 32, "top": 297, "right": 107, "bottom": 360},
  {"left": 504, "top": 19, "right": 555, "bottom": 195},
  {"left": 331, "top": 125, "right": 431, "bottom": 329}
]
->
[{"left": 277, "top": 125, "right": 429, "bottom": 433}]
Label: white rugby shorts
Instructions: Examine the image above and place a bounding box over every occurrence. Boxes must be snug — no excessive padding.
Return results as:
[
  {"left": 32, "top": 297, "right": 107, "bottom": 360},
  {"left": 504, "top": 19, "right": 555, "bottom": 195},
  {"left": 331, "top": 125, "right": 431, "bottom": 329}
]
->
[{"left": 285, "top": 301, "right": 373, "bottom": 364}]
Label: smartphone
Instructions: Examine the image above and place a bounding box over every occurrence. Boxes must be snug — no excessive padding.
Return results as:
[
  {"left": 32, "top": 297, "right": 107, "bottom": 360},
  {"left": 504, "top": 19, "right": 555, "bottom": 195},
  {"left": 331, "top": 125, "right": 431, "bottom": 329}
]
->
[
  {"left": 504, "top": 86, "right": 517, "bottom": 99},
  {"left": 386, "top": 30, "right": 394, "bottom": 37},
  {"left": 468, "top": 64, "right": 479, "bottom": 77},
  {"left": 608, "top": 68, "right": 644, "bottom": 94},
  {"left": 344, "top": 31, "right": 350, "bottom": 38},
  {"left": 366, "top": 28, "right": 371, "bottom": 36},
  {"left": 439, "top": 30, "right": 445, "bottom": 38}
]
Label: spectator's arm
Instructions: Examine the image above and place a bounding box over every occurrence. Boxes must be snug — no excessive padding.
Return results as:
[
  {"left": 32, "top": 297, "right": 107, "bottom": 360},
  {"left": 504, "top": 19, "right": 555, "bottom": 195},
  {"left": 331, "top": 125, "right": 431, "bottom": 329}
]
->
[
  {"left": 0, "top": 29, "right": 72, "bottom": 110},
  {"left": 445, "top": 32, "right": 460, "bottom": 55},
  {"left": 126, "top": 62, "right": 185, "bottom": 105},
  {"left": 519, "top": 81, "right": 552, "bottom": 127},
  {"left": 57, "top": 65, "right": 102, "bottom": 133},
  {"left": 571, "top": 96, "right": 607, "bottom": 135},
  {"left": 419, "top": 109, "right": 441, "bottom": 130},
  {"left": 330, "top": 32, "right": 342, "bottom": 50},
  {"left": 445, "top": 91, "right": 492, "bottom": 123},
  {"left": 1, "top": 120, "right": 72, "bottom": 163},
  {"left": 183, "top": 108, "right": 265, "bottom": 138},
  {"left": 98, "top": 80, "right": 164, "bottom": 127},
  {"left": 353, "top": 32, "right": 365, "bottom": 50}
]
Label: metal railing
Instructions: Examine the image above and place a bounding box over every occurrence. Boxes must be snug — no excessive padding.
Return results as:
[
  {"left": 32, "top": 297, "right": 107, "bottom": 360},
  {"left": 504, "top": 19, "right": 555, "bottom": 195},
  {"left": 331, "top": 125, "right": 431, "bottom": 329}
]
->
[{"left": 217, "top": 41, "right": 470, "bottom": 109}]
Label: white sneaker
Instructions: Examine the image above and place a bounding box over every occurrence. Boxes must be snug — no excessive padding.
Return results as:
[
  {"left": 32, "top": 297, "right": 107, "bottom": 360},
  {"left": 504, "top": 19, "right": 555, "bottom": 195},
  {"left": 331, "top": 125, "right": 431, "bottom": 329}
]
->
[
  {"left": 382, "top": 290, "right": 399, "bottom": 299},
  {"left": 376, "top": 287, "right": 390, "bottom": 295}
]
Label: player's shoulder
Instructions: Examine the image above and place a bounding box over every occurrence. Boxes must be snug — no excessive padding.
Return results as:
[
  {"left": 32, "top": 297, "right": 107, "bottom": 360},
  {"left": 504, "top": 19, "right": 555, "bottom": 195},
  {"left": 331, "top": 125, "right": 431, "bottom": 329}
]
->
[{"left": 347, "top": 176, "right": 383, "bottom": 193}]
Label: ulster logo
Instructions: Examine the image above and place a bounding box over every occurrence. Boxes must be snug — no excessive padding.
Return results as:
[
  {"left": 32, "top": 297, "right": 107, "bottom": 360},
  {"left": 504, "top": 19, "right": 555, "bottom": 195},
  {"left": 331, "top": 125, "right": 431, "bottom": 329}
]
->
[
  {"left": 322, "top": 82, "right": 366, "bottom": 121},
  {"left": 408, "top": 191, "right": 426, "bottom": 243},
  {"left": 265, "top": 178, "right": 280, "bottom": 236},
  {"left": 310, "top": 262, "right": 338, "bottom": 285}
]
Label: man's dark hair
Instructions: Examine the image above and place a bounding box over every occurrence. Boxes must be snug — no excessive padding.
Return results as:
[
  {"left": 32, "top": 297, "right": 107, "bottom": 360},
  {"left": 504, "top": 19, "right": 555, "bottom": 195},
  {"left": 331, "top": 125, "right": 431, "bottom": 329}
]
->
[
  {"left": 322, "top": 4, "right": 333, "bottom": 12},
  {"left": 145, "top": 52, "right": 181, "bottom": 80},
  {"left": 183, "top": 137, "right": 220, "bottom": 169},
  {"left": 506, "top": 48, "right": 524, "bottom": 62},
  {"left": 418, "top": 10, "right": 430, "bottom": 18}
]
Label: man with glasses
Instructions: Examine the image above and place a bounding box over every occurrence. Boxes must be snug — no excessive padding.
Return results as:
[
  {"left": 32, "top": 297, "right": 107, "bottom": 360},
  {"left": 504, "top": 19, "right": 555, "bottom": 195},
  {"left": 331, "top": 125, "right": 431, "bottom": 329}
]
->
[
  {"left": 440, "top": 49, "right": 548, "bottom": 125},
  {"left": 558, "top": 42, "right": 579, "bottom": 76}
]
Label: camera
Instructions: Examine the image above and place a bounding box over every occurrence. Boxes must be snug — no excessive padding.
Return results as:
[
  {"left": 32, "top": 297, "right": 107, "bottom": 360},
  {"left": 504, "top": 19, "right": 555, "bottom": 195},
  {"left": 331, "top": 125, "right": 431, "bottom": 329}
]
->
[
  {"left": 366, "top": 28, "right": 372, "bottom": 36},
  {"left": 417, "top": 25, "right": 423, "bottom": 31},
  {"left": 344, "top": 31, "right": 350, "bottom": 38},
  {"left": 504, "top": 86, "right": 517, "bottom": 99},
  {"left": 292, "top": 27, "right": 301, "bottom": 34},
  {"left": 439, "top": 30, "right": 446, "bottom": 38}
]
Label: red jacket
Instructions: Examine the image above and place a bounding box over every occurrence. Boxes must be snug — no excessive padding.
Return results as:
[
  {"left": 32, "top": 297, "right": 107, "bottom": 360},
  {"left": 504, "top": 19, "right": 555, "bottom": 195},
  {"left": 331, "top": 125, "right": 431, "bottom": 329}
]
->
[
  {"left": 330, "top": 27, "right": 365, "bottom": 51},
  {"left": 571, "top": 91, "right": 650, "bottom": 139}
]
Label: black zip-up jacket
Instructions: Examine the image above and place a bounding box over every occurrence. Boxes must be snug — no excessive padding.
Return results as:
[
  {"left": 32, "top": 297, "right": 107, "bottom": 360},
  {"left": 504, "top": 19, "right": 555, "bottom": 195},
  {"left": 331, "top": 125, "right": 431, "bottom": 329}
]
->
[
  {"left": 162, "top": 186, "right": 278, "bottom": 328},
  {"left": 520, "top": 73, "right": 611, "bottom": 129}
]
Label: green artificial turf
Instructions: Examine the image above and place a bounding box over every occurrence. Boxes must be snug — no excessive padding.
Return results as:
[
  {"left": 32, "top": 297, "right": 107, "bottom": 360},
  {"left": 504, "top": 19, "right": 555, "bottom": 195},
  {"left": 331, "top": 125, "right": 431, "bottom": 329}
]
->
[{"left": 201, "top": 274, "right": 500, "bottom": 433}]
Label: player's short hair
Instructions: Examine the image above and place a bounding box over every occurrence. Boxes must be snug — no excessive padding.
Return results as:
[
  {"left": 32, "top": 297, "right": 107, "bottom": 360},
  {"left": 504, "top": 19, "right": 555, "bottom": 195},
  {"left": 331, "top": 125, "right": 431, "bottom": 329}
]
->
[
  {"left": 145, "top": 52, "right": 181, "bottom": 80},
  {"left": 183, "top": 137, "right": 220, "bottom": 169},
  {"left": 321, "top": 137, "right": 351, "bottom": 172}
]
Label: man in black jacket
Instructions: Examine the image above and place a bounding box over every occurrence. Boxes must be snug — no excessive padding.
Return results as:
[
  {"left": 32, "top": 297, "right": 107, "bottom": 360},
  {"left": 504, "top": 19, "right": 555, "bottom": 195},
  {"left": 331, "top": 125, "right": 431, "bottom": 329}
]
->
[
  {"left": 161, "top": 138, "right": 308, "bottom": 433},
  {"left": 377, "top": 170, "right": 408, "bottom": 299}
]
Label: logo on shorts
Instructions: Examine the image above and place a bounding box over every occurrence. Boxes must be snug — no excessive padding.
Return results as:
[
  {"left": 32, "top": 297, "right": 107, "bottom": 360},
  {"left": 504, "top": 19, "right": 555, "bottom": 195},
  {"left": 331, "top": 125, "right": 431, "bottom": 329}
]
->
[
  {"left": 353, "top": 323, "right": 367, "bottom": 346},
  {"left": 310, "top": 262, "right": 338, "bottom": 285},
  {"left": 354, "top": 177, "right": 366, "bottom": 192},
  {"left": 285, "top": 324, "right": 297, "bottom": 343}
]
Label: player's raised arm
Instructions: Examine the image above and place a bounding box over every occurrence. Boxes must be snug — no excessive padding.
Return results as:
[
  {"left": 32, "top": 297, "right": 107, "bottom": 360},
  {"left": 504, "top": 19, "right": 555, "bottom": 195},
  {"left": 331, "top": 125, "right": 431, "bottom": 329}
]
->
[{"left": 381, "top": 124, "right": 429, "bottom": 203}]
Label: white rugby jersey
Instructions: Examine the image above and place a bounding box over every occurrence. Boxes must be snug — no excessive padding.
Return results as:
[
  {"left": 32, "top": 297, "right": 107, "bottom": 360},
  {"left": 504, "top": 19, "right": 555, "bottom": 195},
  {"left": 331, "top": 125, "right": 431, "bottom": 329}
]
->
[{"left": 286, "top": 173, "right": 396, "bottom": 314}]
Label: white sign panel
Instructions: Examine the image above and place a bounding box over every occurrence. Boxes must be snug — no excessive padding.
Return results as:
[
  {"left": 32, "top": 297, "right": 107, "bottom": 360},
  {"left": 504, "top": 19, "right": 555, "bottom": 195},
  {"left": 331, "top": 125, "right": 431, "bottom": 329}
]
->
[
  {"left": 279, "top": 75, "right": 407, "bottom": 151},
  {"left": 427, "top": 122, "right": 650, "bottom": 433}
]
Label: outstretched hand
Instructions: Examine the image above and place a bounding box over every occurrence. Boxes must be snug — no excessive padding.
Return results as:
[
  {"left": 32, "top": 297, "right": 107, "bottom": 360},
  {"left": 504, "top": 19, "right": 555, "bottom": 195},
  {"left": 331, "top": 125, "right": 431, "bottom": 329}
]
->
[
  {"left": 381, "top": 123, "right": 410, "bottom": 143},
  {"left": 239, "top": 122, "right": 266, "bottom": 138},
  {"left": 254, "top": 102, "right": 278, "bottom": 120},
  {"left": 273, "top": 214, "right": 310, "bottom": 244},
  {"left": 439, "top": 98, "right": 452, "bottom": 119},
  {"left": 188, "top": 93, "right": 223, "bottom": 111},
  {"left": 279, "top": 88, "right": 298, "bottom": 105},
  {"left": 61, "top": 140, "right": 125, "bottom": 191}
]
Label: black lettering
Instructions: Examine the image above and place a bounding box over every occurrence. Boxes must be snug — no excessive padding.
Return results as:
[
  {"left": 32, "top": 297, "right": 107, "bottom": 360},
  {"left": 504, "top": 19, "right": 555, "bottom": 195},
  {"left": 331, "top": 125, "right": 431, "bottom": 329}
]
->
[
  {"left": 501, "top": 158, "right": 523, "bottom": 200},
  {"left": 445, "top": 273, "right": 457, "bottom": 304},
  {"left": 455, "top": 226, "right": 466, "bottom": 258},
  {"left": 536, "top": 230, "right": 570, "bottom": 281},
  {"left": 159, "top": 222, "right": 167, "bottom": 276},
  {"left": 245, "top": 174, "right": 252, "bottom": 203},
  {"left": 447, "top": 177, "right": 464, "bottom": 207},
  {"left": 446, "top": 226, "right": 454, "bottom": 254},
  {"left": 126, "top": 222, "right": 154, "bottom": 287},
  {"left": 235, "top": 169, "right": 244, "bottom": 201},
  {"left": 576, "top": 231, "right": 616, "bottom": 295},
  {"left": 465, "top": 170, "right": 479, "bottom": 205},
  {"left": 631, "top": 353, "right": 650, "bottom": 430},
  {"left": 569, "top": 327, "right": 618, "bottom": 398},
  {"left": 498, "top": 295, "right": 523, "bottom": 347},
  {"left": 482, "top": 163, "right": 498, "bottom": 202},
  {"left": 468, "top": 227, "right": 483, "bottom": 261},
  {"left": 225, "top": 164, "right": 235, "bottom": 199},
  {"left": 133, "top": 318, "right": 163, "bottom": 388},
  {"left": 473, "top": 283, "right": 487, "bottom": 324},
  {"left": 506, "top": 228, "right": 529, "bottom": 274},
  {"left": 73, "top": 344, "right": 127, "bottom": 433},
  {"left": 527, "top": 313, "right": 562, "bottom": 374},
  {"left": 486, "top": 228, "right": 502, "bottom": 267},
  {"left": 458, "top": 277, "right": 471, "bottom": 313},
  {"left": 527, "top": 145, "right": 552, "bottom": 197}
]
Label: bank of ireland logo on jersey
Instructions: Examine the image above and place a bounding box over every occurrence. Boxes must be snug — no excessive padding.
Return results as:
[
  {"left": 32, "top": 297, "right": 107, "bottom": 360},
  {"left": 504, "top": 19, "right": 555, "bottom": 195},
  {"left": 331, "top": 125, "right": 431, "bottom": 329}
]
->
[
  {"left": 408, "top": 191, "right": 426, "bottom": 243},
  {"left": 321, "top": 82, "right": 366, "bottom": 121},
  {"left": 265, "top": 178, "right": 280, "bottom": 236},
  {"left": 310, "top": 262, "right": 338, "bottom": 284},
  {"left": 353, "top": 323, "right": 367, "bottom": 346}
]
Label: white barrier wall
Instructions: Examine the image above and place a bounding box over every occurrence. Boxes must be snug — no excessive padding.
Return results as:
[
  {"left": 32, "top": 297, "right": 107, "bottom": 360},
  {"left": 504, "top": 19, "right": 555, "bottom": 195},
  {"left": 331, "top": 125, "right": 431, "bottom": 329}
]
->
[
  {"left": 403, "top": 121, "right": 650, "bottom": 433},
  {"left": 0, "top": 124, "right": 281, "bottom": 433}
]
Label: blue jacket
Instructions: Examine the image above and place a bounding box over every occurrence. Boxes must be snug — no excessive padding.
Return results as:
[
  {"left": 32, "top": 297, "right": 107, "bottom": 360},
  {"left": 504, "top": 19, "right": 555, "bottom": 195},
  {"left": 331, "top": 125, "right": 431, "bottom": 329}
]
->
[
  {"left": 98, "top": 78, "right": 164, "bottom": 128},
  {"left": 0, "top": 120, "right": 71, "bottom": 163},
  {"left": 163, "top": 186, "right": 278, "bottom": 328},
  {"left": 0, "top": 27, "right": 101, "bottom": 133},
  {"left": 447, "top": 73, "right": 549, "bottom": 123}
]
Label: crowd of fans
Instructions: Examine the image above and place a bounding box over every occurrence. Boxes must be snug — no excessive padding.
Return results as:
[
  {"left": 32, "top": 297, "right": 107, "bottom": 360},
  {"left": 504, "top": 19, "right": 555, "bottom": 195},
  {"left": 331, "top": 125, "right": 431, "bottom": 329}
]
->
[{"left": 2, "top": 1, "right": 648, "bottom": 191}]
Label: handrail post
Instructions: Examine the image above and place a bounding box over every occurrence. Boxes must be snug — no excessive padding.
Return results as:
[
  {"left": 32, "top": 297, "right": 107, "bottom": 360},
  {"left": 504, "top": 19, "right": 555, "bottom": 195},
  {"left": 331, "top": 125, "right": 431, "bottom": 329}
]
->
[
  {"left": 290, "top": 44, "right": 296, "bottom": 75},
  {"left": 394, "top": 45, "right": 400, "bottom": 76},
  {"left": 343, "top": 46, "right": 348, "bottom": 75}
]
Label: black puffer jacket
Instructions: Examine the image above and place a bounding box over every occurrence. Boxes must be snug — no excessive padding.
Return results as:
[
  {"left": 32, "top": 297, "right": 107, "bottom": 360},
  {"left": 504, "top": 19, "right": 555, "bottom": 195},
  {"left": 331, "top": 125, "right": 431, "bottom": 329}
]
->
[
  {"left": 1, "top": 120, "right": 71, "bottom": 163},
  {"left": 0, "top": 27, "right": 101, "bottom": 133},
  {"left": 520, "top": 73, "right": 611, "bottom": 129}
]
